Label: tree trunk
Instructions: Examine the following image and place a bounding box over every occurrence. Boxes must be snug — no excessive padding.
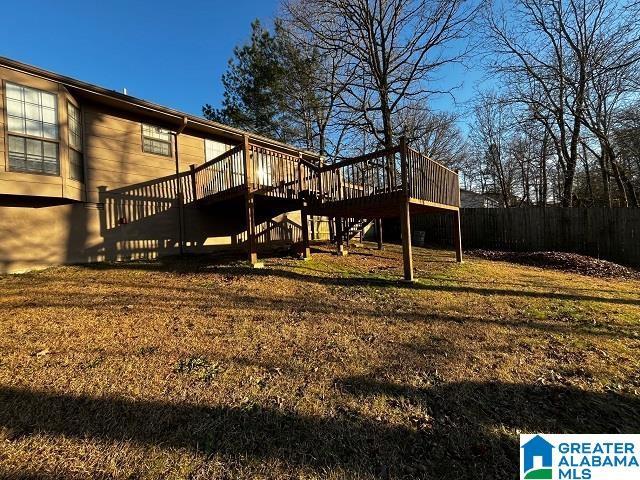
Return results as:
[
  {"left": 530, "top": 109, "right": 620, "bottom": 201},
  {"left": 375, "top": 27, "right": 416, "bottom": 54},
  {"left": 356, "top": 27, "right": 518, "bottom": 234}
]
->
[
  {"left": 380, "top": 90, "right": 396, "bottom": 185},
  {"left": 608, "top": 146, "right": 629, "bottom": 207},
  {"left": 582, "top": 143, "right": 594, "bottom": 206},
  {"left": 539, "top": 133, "right": 548, "bottom": 207}
]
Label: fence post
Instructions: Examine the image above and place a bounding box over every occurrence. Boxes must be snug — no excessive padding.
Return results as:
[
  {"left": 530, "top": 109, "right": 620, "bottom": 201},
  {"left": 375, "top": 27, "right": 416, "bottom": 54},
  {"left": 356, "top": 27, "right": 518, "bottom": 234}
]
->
[{"left": 398, "top": 136, "right": 414, "bottom": 280}]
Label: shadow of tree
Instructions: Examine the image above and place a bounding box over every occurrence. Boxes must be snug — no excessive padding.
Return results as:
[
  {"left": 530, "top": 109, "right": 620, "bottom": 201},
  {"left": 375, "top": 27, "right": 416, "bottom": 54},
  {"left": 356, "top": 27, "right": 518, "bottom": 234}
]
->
[
  {"left": 85, "top": 258, "right": 639, "bottom": 307},
  {"left": 336, "top": 377, "right": 640, "bottom": 478},
  {"left": 1, "top": 380, "right": 638, "bottom": 479}
]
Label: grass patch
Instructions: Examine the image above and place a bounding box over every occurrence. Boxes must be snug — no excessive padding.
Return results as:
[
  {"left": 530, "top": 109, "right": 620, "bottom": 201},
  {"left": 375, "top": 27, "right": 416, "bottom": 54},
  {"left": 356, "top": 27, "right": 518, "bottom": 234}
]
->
[
  {"left": 0, "top": 243, "right": 638, "bottom": 479},
  {"left": 174, "top": 356, "right": 222, "bottom": 383}
]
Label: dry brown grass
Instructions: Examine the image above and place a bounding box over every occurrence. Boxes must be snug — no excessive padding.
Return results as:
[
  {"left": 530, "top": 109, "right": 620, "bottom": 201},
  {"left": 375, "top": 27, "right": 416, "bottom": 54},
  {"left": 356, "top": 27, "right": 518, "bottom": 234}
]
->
[{"left": 0, "top": 243, "right": 639, "bottom": 479}]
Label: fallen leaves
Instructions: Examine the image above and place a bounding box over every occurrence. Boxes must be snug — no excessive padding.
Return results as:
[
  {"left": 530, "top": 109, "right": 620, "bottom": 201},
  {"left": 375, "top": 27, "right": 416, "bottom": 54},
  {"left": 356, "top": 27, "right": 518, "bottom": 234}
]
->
[{"left": 468, "top": 249, "right": 640, "bottom": 279}]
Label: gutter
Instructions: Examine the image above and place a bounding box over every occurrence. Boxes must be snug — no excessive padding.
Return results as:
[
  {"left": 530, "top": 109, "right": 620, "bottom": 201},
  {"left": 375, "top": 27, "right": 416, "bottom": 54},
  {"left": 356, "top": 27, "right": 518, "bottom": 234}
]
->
[{"left": 0, "top": 56, "right": 321, "bottom": 161}]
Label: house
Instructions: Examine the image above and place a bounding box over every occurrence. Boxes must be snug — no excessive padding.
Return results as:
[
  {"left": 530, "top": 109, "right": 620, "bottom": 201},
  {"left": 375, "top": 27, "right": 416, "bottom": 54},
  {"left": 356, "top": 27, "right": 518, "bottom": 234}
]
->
[
  {"left": 460, "top": 189, "right": 499, "bottom": 208},
  {"left": 0, "top": 56, "right": 462, "bottom": 279}
]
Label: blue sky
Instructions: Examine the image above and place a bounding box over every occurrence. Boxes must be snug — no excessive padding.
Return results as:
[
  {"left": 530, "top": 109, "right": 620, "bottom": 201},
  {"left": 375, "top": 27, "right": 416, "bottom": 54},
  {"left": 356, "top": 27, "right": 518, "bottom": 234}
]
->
[{"left": 0, "top": 0, "right": 480, "bottom": 121}]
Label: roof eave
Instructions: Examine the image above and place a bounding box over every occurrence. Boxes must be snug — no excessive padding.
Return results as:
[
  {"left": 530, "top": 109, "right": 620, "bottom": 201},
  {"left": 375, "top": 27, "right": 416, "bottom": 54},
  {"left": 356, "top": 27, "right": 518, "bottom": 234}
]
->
[{"left": 0, "top": 55, "right": 320, "bottom": 160}]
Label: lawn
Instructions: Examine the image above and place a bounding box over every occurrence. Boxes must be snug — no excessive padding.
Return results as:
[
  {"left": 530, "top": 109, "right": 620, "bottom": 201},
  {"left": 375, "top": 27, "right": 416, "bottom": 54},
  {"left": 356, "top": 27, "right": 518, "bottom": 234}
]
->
[{"left": 0, "top": 243, "right": 639, "bottom": 479}]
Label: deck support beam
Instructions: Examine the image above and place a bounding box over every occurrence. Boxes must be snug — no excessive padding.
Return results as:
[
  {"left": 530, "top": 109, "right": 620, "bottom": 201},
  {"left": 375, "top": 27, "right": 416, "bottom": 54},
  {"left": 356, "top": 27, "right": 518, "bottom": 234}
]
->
[
  {"left": 244, "top": 192, "right": 262, "bottom": 267},
  {"left": 300, "top": 204, "right": 311, "bottom": 260},
  {"left": 400, "top": 201, "right": 414, "bottom": 281},
  {"left": 399, "top": 136, "right": 413, "bottom": 281},
  {"left": 243, "top": 134, "right": 262, "bottom": 268},
  {"left": 453, "top": 208, "right": 463, "bottom": 263},
  {"left": 328, "top": 217, "right": 335, "bottom": 243},
  {"left": 375, "top": 218, "right": 383, "bottom": 250},
  {"left": 335, "top": 216, "right": 347, "bottom": 256}
]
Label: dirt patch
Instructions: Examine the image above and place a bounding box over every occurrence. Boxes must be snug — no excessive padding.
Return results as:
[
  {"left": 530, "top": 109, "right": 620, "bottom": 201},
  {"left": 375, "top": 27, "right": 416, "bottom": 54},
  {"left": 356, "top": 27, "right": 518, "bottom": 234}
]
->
[{"left": 467, "top": 249, "right": 640, "bottom": 280}]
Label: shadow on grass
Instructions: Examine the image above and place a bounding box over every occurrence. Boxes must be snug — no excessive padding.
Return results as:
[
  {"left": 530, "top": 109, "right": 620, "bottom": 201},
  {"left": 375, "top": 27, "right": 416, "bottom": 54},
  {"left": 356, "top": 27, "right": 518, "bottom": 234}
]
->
[
  {"left": 1, "top": 380, "right": 638, "bottom": 479},
  {"left": 78, "top": 252, "right": 640, "bottom": 307},
  {"left": 336, "top": 377, "right": 640, "bottom": 478},
  {"left": 226, "top": 267, "right": 639, "bottom": 306}
]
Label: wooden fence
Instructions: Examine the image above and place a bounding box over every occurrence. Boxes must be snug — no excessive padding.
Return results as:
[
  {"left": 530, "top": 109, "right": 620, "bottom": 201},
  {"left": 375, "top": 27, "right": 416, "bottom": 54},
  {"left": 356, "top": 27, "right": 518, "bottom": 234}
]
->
[{"left": 384, "top": 207, "right": 640, "bottom": 267}]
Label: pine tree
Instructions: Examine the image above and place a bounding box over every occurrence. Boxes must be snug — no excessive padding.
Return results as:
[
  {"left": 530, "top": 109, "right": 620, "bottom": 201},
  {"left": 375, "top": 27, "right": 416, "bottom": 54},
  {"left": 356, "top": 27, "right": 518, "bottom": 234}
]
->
[{"left": 203, "top": 20, "right": 288, "bottom": 140}]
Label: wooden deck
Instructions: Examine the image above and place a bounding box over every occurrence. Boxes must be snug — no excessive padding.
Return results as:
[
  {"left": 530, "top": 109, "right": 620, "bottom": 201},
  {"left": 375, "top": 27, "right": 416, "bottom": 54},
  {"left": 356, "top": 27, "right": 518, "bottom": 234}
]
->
[{"left": 183, "top": 135, "right": 462, "bottom": 279}]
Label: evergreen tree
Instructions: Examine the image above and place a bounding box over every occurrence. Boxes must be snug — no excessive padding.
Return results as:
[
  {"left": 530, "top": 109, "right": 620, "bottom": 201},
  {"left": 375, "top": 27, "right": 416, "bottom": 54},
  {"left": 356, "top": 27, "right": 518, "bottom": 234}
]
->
[{"left": 203, "top": 20, "right": 288, "bottom": 140}]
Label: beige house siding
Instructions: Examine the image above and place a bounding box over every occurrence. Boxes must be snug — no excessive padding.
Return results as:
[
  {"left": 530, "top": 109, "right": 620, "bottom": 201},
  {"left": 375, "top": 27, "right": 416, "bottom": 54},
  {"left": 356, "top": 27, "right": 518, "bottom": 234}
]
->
[
  {"left": 0, "top": 65, "right": 302, "bottom": 274},
  {"left": 0, "top": 66, "right": 86, "bottom": 202},
  {"left": 460, "top": 190, "right": 498, "bottom": 208}
]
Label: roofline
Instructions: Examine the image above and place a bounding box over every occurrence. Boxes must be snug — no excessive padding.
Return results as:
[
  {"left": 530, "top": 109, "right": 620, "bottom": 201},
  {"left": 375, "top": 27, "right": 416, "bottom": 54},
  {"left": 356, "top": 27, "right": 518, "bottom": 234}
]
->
[
  {"left": 460, "top": 188, "right": 497, "bottom": 198},
  {"left": 0, "top": 56, "right": 320, "bottom": 160}
]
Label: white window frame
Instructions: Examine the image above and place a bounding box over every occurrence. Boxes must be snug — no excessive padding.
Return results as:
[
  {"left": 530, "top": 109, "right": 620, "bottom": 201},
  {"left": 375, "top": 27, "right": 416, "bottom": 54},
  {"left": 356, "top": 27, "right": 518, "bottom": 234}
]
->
[
  {"left": 141, "top": 124, "right": 172, "bottom": 157},
  {"left": 68, "top": 102, "right": 84, "bottom": 182},
  {"left": 4, "top": 81, "right": 60, "bottom": 176}
]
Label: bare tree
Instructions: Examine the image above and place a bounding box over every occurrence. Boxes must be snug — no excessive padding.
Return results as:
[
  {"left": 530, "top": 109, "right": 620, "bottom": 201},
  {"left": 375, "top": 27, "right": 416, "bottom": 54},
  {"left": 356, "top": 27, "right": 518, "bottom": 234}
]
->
[
  {"left": 277, "top": 27, "right": 353, "bottom": 158},
  {"left": 470, "top": 92, "right": 518, "bottom": 207},
  {"left": 580, "top": 20, "right": 640, "bottom": 206},
  {"left": 613, "top": 102, "right": 640, "bottom": 202},
  {"left": 283, "top": 0, "right": 478, "bottom": 151},
  {"left": 483, "top": 0, "right": 639, "bottom": 206},
  {"left": 396, "top": 106, "right": 467, "bottom": 167}
]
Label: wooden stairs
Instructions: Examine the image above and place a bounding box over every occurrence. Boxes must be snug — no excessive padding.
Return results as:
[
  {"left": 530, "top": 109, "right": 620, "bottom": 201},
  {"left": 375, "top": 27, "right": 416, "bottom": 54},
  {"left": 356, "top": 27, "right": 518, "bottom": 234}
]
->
[{"left": 182, "top": 135, "right": 462, "bottom": 280}]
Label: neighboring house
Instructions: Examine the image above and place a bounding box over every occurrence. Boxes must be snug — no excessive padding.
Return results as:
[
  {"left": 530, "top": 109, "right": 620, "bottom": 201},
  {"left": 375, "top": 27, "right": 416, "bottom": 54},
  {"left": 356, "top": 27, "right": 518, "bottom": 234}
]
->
[
  {"left": 0, "top": 56, "right": 462, "bottom": 280},
  {"left": 460, "top": 189, "right": 499, "bottom": 208}
]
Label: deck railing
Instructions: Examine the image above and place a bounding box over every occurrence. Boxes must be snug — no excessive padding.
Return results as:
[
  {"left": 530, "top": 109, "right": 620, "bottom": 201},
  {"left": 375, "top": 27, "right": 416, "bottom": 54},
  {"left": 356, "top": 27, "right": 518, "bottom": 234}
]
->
[
  {"left": 317, "top": 146, "right": 403, "bottom": 203},
  {"left": 191, "top": 141, "right": 317, "bottom": 203},
  {"left": 249, "top": 143, "right": 316, "bottom": 199},
  {"left": 406, "top": 147, "right": 460, "bottom": 207},
  {"left": 191, "top": 145, "right": 244, "bottom": 201},
  {"left": 190, "top": 137, "right": 459, "bottom": 209}
]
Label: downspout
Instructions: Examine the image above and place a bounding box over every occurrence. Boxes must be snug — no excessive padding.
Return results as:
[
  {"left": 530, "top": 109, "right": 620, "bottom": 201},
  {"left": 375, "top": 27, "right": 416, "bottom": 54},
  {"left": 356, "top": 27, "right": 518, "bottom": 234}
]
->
[{"left": 174, "top": 116, "right": 188, "bottom": 255}]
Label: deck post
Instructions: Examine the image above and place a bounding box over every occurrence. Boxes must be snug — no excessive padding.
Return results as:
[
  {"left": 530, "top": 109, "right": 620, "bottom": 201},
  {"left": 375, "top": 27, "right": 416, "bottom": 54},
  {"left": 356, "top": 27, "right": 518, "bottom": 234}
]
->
[
  {"left": 453, "top": 169, "right": 462, "bottom": 263},
  {"left": 453, "top": 208, "right": 463, "bottom": 263},
  {"left": 335, "top": 216, "right": 347, "bottom": 256},
  {"left": 399, "top": 135, "right": 413, "bottom": 281},
  {"left": 300, "top": 203, "right": 311, "bottom": 260},
  {"left": 399, "top": 135, "right": 408, "bottom": 195},
  {"left": 243, "top": 135, "right": 262, "bottom": 268},
  {"left": 189, "top": 164, "right": 197, "bottom": 202},
  {"left": 400, "top": 201, "right": 414, "bottom": 281},
  {"left": 375, "top": 218, "right": 383, "bottom": 250},
  {"left": 244, "top": 192, "right": 261, "bottom": 266}
]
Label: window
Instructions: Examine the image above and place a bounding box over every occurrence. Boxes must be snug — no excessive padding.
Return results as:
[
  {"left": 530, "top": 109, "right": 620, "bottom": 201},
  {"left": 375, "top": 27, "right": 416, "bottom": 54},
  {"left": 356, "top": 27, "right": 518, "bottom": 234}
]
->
[
  {"left": 5, "top": 82, "right": 59, "bottom": 175},
  {"left": 69, "top": 148, "right": 84, "bottom": 182},
  {"left": 68, "top": 103, "right": 84, "bottom": 181},
  {"left": 142, "top": 124, "right": 172, "bottom": 156},
  {"left": 8, "top": 136, "right": 59, "bottom": 175},
  {"left": 205, "top": 139, "right": 225, "bottom": 161}
]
